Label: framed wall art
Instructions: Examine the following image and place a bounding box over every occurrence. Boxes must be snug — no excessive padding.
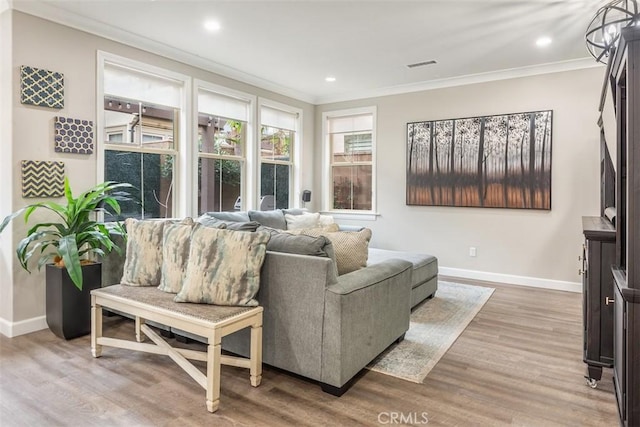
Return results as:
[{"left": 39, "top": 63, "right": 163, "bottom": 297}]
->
[{"left": 406, "top": 110, "right": 552, "bottom": 210}]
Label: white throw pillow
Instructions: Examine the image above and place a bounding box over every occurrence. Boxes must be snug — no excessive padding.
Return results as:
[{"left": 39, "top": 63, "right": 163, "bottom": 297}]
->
[{"left": 285, "top": 212, "right": 320, "bottom": 230}]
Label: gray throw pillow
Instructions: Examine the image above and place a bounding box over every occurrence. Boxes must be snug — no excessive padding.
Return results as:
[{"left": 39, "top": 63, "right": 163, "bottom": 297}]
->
[
  {"left": 248, "top": 209, "right": 286, "bottom": 229},
  {"left": 175, "top": 227, "right": 271, "bottom": 306},
  {"left": 158, "top": 219, "right": 196, "bottom": 293},
  {"left": 205, "top": 211, "right": 250, "bottom": 222},
  {"left": 196, "top": 214, "right": 228, "bottom": 229},
  {"left": 121, "top": 219, "right": 168, "bottom": 286}
]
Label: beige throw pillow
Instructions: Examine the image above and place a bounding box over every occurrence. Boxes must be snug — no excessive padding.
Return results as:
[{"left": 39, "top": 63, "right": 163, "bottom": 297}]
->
[
  {"left": 302, "top": 228, "right": 372, "bottom": 275},
  {"left": 121, "top": 219, "right": 168, "bottom": 286},
  {"left": 158, "top": 218, "right": 197, "bottom": 294},
  {"left": 175, "top": 227, "right": 271, "bottom": 306}
]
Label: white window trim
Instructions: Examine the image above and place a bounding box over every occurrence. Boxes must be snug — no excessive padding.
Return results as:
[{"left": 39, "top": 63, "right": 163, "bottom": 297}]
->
[
  {"left": 193, "top": 80, "right": 256, "bottom": 213},
  {"left": 322, "top": 106, "right": 377, "bottom": 217},
  {"left": 258, "top": 97, "right": 303, "bottom": 209},
  {"left": 96, "top": 51, "right": 191, "bottom": 218}
]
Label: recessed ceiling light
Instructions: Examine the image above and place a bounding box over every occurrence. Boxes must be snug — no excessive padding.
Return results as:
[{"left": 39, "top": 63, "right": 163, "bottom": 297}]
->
[
  {"left": 325, "top": 76, "right": 336, "bottom": 82},
  {"left": 536, "top": 36, "right": 552, "bottom": 47},
  {"left": 204, "top": 20, "right": 221, "bottom": 32}
]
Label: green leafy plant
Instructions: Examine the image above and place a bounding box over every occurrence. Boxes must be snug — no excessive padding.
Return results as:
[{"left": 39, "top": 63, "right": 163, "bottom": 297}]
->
[{"left": 0, "top": 179, "right": 134, "bottom": 290}]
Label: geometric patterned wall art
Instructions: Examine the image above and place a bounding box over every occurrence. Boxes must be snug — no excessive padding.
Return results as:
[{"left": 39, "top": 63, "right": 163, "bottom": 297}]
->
[
  {"left": 20, "top": 65, "right": 64, "bottom": 109},
  {"left": 21, "top": 160, "right": 65, "bottom": 198},
  {"left": 54, "top": 117, "right": 94, "bottom": 154}
]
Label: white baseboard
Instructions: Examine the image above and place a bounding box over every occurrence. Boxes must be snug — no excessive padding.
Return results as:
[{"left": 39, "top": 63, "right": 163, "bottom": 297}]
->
[
  {"left": 439, "top": 267, "right": 582, "bottom": 293},
  {"left": 0, "top": 315, "right": 47, "bottom": 338}
]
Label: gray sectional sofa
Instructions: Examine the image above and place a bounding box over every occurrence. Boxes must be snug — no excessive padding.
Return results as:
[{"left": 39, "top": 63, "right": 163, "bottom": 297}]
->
[{"left": 102, "top": 210, "right": 438, "bottom": 396}]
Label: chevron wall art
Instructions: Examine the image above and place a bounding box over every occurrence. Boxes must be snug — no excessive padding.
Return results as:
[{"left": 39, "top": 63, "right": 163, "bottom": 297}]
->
[
  {"left": 21, "top": 160, "right": 65, "bottom": 198},
  {"left": 20, "top": 65, "right": 64, "bottom": 109},
  {"left": 54, "top": 117, "right": 94, "bottom": 154}
]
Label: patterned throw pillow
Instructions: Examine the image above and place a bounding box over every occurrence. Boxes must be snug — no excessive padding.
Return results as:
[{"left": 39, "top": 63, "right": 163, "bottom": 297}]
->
[
  {"left": 121, "top": 219, "right": 168, "bottom": 286},
  {"left": 158, "top": 218, "right": 197, "bottom": 294},
  {"left": 175, "top": 227, "right": 271, "bottom": 306},
  {"left": 302, "top": 228, "right": 372, "bottom": 275}
]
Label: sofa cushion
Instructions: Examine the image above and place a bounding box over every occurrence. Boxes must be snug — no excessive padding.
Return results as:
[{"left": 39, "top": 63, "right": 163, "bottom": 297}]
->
[
  {"left": 195, "top": 214, "right": 228, "bottom": 229},
  {"left": 249, "top": 209, "right": 286, "bottom": 229},
  {"left": 204, "top": 211, "right": 250, "bottom": 222},
  {"left": 265, "top": 230, "right": 333, "bottom": 257},
  {"left": 175, "top": 227, "right": 271, "bottom": 306},
  {"left": 367, "top": 248, "right": 438, "bottom": 288},
  {"left": 121, "top": 219, "right": 168, "bottom": 287},
  {"left": 158, "top": 218, "right": 196, "bottom": 294},
  {"left": 303, "top": 228, "right": 372, "bottom": 275},
  {"left": 285, "top": 212, "right": 320, "bottom": 230},
  {"left": 197, "top": 214, "right": 259, "bottom": 232}
]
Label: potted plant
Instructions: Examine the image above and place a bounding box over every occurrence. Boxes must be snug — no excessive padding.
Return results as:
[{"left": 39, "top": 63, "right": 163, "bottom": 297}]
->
[{"left": 0, "top": 178, "right": 133, "bottom": 339}]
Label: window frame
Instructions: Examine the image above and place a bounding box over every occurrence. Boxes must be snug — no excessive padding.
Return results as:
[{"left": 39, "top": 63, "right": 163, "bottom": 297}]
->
[
  {"left": 322, "top": 106, "right": 377, "bottom": 218},
  {"left": 193, "top": 80, "right": 256, "bottom": 214},
  {"left": 258, "top": 97, "right": 303, "bottom": 210}
]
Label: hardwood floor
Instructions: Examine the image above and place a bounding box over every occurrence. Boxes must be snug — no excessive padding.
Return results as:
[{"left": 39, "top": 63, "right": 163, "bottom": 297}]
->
[{"left": 0, "top": 279, "right": 617, "bottom": 426}]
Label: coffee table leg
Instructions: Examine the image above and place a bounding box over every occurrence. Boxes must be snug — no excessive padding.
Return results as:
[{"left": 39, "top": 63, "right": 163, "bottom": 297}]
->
[
  {"left": 206, "top": 338, "right": 221, "bottom": 413},
  {"left": 135, "top": 316, "right": 144, "bottom": 343},
  {"left": 91, "top": 295, "right": 102, "bottom": 358},
  {"left": 250, "top": 317, "right": 263, "bottom": 387}
]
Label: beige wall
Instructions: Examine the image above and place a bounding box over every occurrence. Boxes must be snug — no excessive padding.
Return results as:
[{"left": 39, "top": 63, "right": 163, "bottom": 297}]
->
[
  {"left": 0, "top": 8, "right": 14, "bottom": 332},
  {"left": 316, "top": 67, "right": 605, "bottom": 286},
  {"left": 3, "top": 11, "right": 315, "bottom": 333}
]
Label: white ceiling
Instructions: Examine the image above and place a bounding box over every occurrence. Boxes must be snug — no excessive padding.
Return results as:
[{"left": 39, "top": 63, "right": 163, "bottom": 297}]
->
[{"left": 11, "top": 0, "right": 605, "bottom": 104}]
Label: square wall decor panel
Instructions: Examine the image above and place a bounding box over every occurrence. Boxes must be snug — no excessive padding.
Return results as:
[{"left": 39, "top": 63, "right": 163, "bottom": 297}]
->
[
  {"left": 54, "top": 117, "right": 94, "bottom": 154},
  {"left": 21, "top": 160, "right": 65, "bottom": 198},
  {"left": 20, "top": 65, "right": 64, "bottom": 109}
]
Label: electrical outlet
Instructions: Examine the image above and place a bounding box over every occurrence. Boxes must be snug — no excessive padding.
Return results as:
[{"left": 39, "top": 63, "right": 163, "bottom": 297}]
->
[{"left": 469, "top": 247, "right": 477, "bottom": 257}]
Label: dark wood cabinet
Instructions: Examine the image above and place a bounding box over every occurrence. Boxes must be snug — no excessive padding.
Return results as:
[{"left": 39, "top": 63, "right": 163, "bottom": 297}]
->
[
  {"left": 582, "top": 216, "right": 616, "bottom": 386},
  {"left": 603, "top": 26, "right": 640, "bottom": 427}
]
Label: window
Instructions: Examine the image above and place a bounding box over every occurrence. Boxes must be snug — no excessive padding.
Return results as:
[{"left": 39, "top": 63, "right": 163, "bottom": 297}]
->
[
  {"left": 324, "top": 107, "right": 376, "bottom": 212},
  {"left": 259, "top": 101, "right": 300, "bottom": 210},
  {"left": 100, "top": 57, "right": 186, "bottom": 219},
  {"left": 196, "top": 85, "right": 253, "bottom": 214}
]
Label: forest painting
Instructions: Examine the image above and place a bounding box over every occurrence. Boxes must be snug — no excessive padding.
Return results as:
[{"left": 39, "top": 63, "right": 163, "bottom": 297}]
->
[{"left": 406, "top": 110, "right": 552, "bottom": 209}]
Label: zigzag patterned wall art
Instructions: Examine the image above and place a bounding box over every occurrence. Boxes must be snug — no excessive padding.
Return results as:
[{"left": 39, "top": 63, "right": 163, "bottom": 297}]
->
[
  {"left": 54, "top": 117, "right": 94, "bottom": 154},
  {"left": 20, "top": 65, "right": 64, "bottom": 109},
  {"left": 21, "top": 160, "right": 65, "bottom": 198}
]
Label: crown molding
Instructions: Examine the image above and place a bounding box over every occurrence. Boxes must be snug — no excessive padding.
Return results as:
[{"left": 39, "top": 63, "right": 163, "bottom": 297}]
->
[
  {"left": 10, "top": 0, "right": 317, "bottom": 104},
  {"left": 1, "top": 0, "right": 11, "bottom": 14},
  {"left": 315, "top": 57, "right": 604, "bottom": 105}
]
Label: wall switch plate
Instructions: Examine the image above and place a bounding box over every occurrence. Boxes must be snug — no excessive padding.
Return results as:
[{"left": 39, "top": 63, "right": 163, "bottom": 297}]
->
[{"left": 469, "top": 247, "right": 477, "bottom": 257}]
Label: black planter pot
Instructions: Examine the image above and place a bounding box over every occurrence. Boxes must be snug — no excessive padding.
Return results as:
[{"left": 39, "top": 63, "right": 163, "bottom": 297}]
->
[{"left": 45, "top": 263, "right": 102, "bottom": 340}]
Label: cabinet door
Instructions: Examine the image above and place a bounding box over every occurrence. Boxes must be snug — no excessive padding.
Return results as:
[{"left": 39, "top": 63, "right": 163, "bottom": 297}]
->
[{"left": 613, "top": 284, "right": 626, "bottom": 422}]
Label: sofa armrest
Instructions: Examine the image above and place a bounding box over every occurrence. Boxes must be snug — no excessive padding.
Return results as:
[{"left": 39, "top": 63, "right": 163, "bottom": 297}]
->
[
  {"left": 327, "top": 259, "right": 412, "bottom": 295},
  {"left": 321, "top": 259, "right": 412, "bottom": 388}
]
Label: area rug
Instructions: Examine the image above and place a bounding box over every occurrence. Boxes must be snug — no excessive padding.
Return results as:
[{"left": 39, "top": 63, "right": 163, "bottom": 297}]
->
[{"left": 367, "top": 281, "right": 494, "bottom": 383}]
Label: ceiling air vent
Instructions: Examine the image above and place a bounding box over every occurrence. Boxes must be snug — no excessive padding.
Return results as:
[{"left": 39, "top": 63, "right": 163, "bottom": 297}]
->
[{"left": 406, "top": 60, "right": 437, "bottom": 69}]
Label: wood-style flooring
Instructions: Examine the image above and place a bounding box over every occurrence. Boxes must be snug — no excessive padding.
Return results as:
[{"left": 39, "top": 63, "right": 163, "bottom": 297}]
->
[{"left": 0, "top": 279, "right": 618, "bottom": 426}]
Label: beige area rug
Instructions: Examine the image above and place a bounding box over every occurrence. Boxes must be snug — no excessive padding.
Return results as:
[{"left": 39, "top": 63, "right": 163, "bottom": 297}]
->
[{"left": 367, "top": 281, "right": 494, "bottom": 383}]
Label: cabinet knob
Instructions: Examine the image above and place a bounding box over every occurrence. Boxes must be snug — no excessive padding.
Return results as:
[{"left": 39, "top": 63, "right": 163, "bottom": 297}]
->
[
  {"left": 606, "top": 297, "right": 615, "bottom": 305},
  {"left": 579, "top": 269, "right": 583, "bottom": 275}
]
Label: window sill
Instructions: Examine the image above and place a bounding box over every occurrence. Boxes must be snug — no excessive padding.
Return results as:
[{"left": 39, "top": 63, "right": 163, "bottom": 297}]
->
[{"left": 320, "top": 211, "right": 380, "bottom": 222}]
